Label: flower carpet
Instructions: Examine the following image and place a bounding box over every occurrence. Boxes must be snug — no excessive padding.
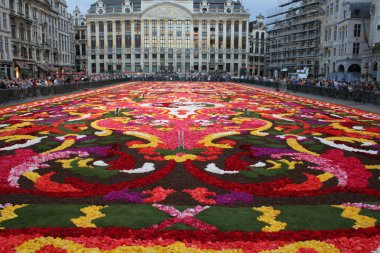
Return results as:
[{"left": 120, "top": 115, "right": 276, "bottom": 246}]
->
[{"left": 0, "top": 81, "right": 380, "bottom": 252}]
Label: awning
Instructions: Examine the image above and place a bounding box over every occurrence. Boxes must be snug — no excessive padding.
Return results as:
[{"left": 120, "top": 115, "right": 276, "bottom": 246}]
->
[
  {"left": 15, "top": 61, "right": 34, "bottom": 69},
  {"left": 50, "top": 66, "right": 59, "bottom": 72},
  {"left": 36, "top": 64, "right": 50, "bottom": 72},
  {"left": 62, "top": 66, "right": 75, "bottom": 72}
]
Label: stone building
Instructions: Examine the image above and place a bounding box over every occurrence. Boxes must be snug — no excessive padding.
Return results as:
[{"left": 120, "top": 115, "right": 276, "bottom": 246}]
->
[
  {"left": 248, "top": 14, "right": 266, "bottom": 77},
  {"left": 72, "top": 6, "right": 87, "bottom": 73},
  {"left": 85, "top": 0, "right": 250, "bottom": 76},
  {"left": 0, "top": 0, "right": 13, "bottom": 79},
  {"left": 321, "top": 0, "right": 371, "bottom": 82},
  {"left": 266, "top": 0, "right": 323, "bottom": 79},
  {"left": 10, "top": 0, "right": 74, "bottom": 79},
  {"left": 52, "top": 0, "right": 75, "bottom": 73},
  {"left": 362, "top": 0, "right": 379, "bottom": 83}
]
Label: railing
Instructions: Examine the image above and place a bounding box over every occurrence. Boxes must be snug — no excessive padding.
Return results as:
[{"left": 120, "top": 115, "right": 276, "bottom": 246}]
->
[
  {"left": 233, "top": 79, "right": 380, "bottom": 105},
  {"left": 0, "top": 78, "right": 130, "bottom": 104}
]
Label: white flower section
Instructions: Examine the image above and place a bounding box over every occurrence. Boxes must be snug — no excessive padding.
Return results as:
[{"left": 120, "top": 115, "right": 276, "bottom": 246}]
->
[
  {"left": 95, "top": 130, "right": 108, "bottom": 136},
  {"left": 0, "top": 124, "right": 9, "bottom": 128},
  {"left": 120, "top": 163, "right": 155, "bottom": 174},
  {"left": 315, "top": 137, "right": 377, "bottom": 155},
  {"left": 68, "top": 113, "right": 91, "bottom": 122},
  {"left": 141, "top": 98, "right": 224, "bottom": 119},
  {"left": 150, "top": 120, "right": 170, "bottom": 127},
  {"left": 195, "top": 120, "right": 214, "bottom": 126},
  {"left": 0, "top": 136, "right": 47, "bottom": 151},
  {"left": 205, "top": 163, "right": 239, "bottom": 175},
  {"left": 330, "top": 114, "right": 343, "bottom": 118},
  {"left": 353, "top": 126, "right": 364, "bottom": 130},
  {"left": 56, "top": 135, "right": 87, "bottom": 141},
  {"left": 273, "top": 114, "right": 294, "bottom": 122},
  {"left": 251, "top": 162, "right": 266, "bottom": 168},
  {"left": 93, "top": 161, "right": 108, "bottom": 167},
  {"left": 372, "top": 246, "right": 380, "bottom": 253}
]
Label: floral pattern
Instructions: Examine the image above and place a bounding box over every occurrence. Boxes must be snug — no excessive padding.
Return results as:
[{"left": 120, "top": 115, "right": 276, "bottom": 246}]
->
[{"left": 0, "top": 82, "right": 380, "bottom": 251}]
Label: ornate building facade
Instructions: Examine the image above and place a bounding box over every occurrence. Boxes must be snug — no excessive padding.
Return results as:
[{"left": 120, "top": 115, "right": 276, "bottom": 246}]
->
[
  {"left": 248, "top": 14, "right": 266, "bottom": 77},
  {"left": 86, "top": 0, "right": 249, "bottom": 76},
  {"left": 321, "top": 0, "right": 371, "bottom": 82},
  {"left": 0, "top": 0, "right": 12, "bottom": 79},
  {"left": 362, "top": 0, "right": 379, "bottom": 83},
  {"left": 72, "top": 6, "right": 87, "bottom": 72},
  {"left": 10, "top": 0, "right": 74, "bottom": 79}
]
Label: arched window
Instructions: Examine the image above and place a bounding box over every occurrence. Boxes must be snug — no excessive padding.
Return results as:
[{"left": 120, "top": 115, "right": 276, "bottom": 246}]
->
[
  {"left": 256, "top": 31, "right": 259, "bottom": 39},
  {"left": 261, "top": 33, "right": 265, "bottom": 39}
]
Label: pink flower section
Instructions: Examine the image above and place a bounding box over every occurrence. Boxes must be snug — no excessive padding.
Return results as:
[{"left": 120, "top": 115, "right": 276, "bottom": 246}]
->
[
  {"left": 272, "top": 149, "right": 371, "bottom": 188},
  {"left": 6, "top": 150, "right": 89, "bottom": 188},
  {"left": 342, "top": 202, "right": 380, "bottom": 211},
  {"left": 152, "top": 204, "right": 217, "bottom": 232}
]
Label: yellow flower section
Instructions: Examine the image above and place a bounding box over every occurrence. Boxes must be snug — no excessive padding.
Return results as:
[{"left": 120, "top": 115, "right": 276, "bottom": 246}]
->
[
  {"left": 250, "top": 120, "right": 273, "bottom": 137},
  {"left": 366, "top": 165, "right": 380, "bottom": 170},
  {"left": 324, "top": 137, "right": 376, "bottom": 146},
  {"left": 259, "top": 240, "right": 340, "bottom": 253},
  {"left": 0, "top": 122, "right": 31, "bottom": 133},
  {"left": 286, "top": 138, "right": 319, "bottom": 157},
  {"left": 22, "top": 172, "right": 41, "bottom": 183},
  {"left": 331, "top": 123, "right": 380, "bottom": 138},
  {"left": 124, "top": 131, "right": 163, "bottom": 148},
  {"left": 164, "top": 154, "right": 198, "bottom": 163},
  {"left": 0, "top": 204, "right": 28, "bottom": 229},
  {"left": 199, "top": 131, "right": 240, "bottom": 149},
  {"left": 0, "top": 135, "right": 35, "bottom": 142},
  {"left": 78, "top": 158, "right": 94, "bottom": 168},
  {"left": 43, "top": 139, "right": 76, "bottom": 154},
  {"left": 16, "top": 239, "right": 243, "bottom": 253},
  {"left": 71, "top": 205, "right": 108, "bottom": 228},
  {"left": 317, "top": 172, "right": 335, "bottom": 182},
  {"left": 56, "top": 157, "right": 81, "bottom": 169},
  {"left": 332, "top": 205, "right": 377, "bottom": 229},
  {"left": 252, "top": 206, "right": 287, "bottom": 232},
  {"left": 278, "top": 159, "right": 303, "bottom": 170}
]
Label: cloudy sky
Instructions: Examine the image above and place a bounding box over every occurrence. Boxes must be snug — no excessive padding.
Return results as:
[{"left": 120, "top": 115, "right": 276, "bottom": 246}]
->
[{"left": 66, "top": 0, "right": 278, "bottom": 20}]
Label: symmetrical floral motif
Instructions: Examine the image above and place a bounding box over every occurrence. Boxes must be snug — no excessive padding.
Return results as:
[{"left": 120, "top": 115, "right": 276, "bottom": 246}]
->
[{"left": 0, "top": 82, "right": 379, "bottom": 251}]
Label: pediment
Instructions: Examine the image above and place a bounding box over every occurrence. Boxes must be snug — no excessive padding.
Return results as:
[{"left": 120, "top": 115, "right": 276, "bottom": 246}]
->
[{"left": 142, "top": 4, "right": 193, "bottom": 20}]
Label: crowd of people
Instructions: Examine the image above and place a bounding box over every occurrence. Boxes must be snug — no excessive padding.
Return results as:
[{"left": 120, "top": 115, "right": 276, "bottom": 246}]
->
[
  {"left": 249, "top": 76, "right": 380, "bottom": 93},
  {"left": 1, "top": 72, "right": 379, "bottom": 96},
  {"left": 0, "top": 73, "right": 128, "bottom": 89}
]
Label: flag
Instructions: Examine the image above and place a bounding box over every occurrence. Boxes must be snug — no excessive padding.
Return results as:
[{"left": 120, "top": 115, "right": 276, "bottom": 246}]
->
[{"left": 362, "top": 18, "right": 369, "bottom": 47}]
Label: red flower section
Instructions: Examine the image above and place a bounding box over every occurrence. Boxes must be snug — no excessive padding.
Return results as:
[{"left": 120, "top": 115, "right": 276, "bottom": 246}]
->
[
  {"left": 225, "top": 152, "right": 251, "bottom": 171},
  {"left": 36, "top": 245, "right": 67, "bottom": 253},
  {"left": 320, "top": 149, "right": 371, "bottom": 189},
  {"left": 34, "top": 172, "right": 82, "bottom": 193},
  {"left": 1, "top": 226, "right": 380, "bottom": 246},
  {"left": 143, "top": 187, "right": 175, "bottom": 203},
  {"left": 0, "top": 149, "right": 36, "bottom": 185},
  {"left": 107, "top": 150, "right": 135, "bottom": 170},
  {"left": 183, "top": 187, "right": 217, "bottom": 205},
  {"left": 276, "top": 173, "right": 322, "bottom": 192}
]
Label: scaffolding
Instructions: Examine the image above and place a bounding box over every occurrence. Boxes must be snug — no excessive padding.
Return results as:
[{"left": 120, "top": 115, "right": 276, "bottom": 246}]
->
[{"left": 266, "top": 0, "right": 324, "bottom": 78}]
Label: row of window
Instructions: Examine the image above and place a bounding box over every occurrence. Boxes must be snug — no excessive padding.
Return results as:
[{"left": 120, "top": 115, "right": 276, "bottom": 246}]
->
[
  {"left": 90, "top": 34, "right": 246, "bottom": 50},
  {"left": 324, "top": 24, "right": 361, "bottom": 42},
  {"left": 90, "top": 20, "right": 248, "bottom": 34},
  {"left": 91, "top": 62, "right": 242, "bottom": 74},
  {"left": 326, "top": 0, "right": 340, "bottom": 17},
  {"left": 9, "top": 0, "right": 71, "bottom": 33},
  {"left": 89, "top": 53, "right": 247, "bottom": 61}
]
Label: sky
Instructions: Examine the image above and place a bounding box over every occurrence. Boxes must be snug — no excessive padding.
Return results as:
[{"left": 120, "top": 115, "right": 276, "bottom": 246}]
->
[{"left": 66, "top": 0, "right": 278, "bottom": 21}]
